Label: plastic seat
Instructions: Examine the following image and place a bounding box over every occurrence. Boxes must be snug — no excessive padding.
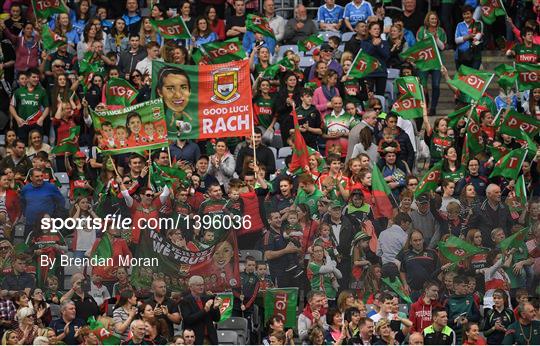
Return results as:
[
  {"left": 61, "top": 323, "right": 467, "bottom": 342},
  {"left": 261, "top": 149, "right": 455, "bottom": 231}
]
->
[
  {"left": 341, "top": 32, "right": 354, "bottom": 42},
  {"left": 299, "top": 56, "right": 314, "bottom": 69},
  {"left": 269, "top": 146, "right": 278, "bottom": 160},
  {"left": 50, "top": 304, "right": 61, "bottom": 319},
  {"left": 218, "top": 317, "right": 249, "bottom": 345},
  {"left": 276, "top": 44, "right": 300, "bottom": 59},
  {"left": 54, "top": 172, "right": 69, "bottom": 184},
  {"left": 217, "top": 330, "right": 238, "bottom": 345},
  {"left": 320, "top": 31, "right": 341, "bottom": 41},
  {"left": 239, "top": 249, "right": 263, "bottom": 262},
  {"left": 276, "top": 158, "right": 286, "bottom": 171},
  {"left": 278, "top": 146, "right": 292, "bottom": 158}
]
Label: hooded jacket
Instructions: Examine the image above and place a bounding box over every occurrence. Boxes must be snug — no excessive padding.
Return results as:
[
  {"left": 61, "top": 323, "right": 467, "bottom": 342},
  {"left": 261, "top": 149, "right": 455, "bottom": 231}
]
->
[{"left": 409, "top": 294, "right": 443, "bottom": 333}]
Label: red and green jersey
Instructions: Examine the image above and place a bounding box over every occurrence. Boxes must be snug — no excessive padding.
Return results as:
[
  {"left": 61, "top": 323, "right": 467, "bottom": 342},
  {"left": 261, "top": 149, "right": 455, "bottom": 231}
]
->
[
  {"left": 307, "top": 261, "right": 337, "bottom": 299},
  {"left": 323, "top": 111, "right": 355, "bottom": 134},
  {"left": 441, "top": 166, "right": 466, "bottom": 183},
  {"left": 512, "top": 43, "right": 540, "bottom": 64},
  {"left": 429, "top": 133, "right": 454, "bottom": 161},
  {"left": 294, "top": 188, "right": 323, "bottom": 218},
  {"left": 198, "top": 198, "right": 227, "bottom": 215},
  {"left": 253, "top": 95, "right": 275, "bottom": 128},
  {"left": 10, "top": 86, "right": 49, "bottom": 123}
]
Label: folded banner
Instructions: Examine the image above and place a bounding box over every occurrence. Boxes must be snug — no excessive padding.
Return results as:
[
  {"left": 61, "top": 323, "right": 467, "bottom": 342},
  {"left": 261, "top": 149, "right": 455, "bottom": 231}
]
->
[
  {"left": 264, "top": 288, "right": 298, "bottom": 328},
  {"left": 132, "top": 229, "right": 241, "bottom": 293},
  {"left": 151, "top": 60, "right": 253, "bottom": 140},
  {"left": 91, "top": 98, "right": 168, "bottom": 154}
]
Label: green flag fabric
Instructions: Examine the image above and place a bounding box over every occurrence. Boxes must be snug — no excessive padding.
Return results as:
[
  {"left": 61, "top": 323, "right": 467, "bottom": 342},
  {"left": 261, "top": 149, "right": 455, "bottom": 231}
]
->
[
  {"left": 104, "top": 78, "right": 139, "bottom": 106},
  {"left": 392, "top": 91, "right": 424, "bottom": 119},
  {"left": 264, "top": 288, "right": 298, "bottom": 328},
  {"left": 448, "top": 65, "right": 494, "bottom": 100},
  {"left": 41, "top": 26, "right": 66, "bottom": 51},
  {"left": 488, "top": 145, "right": 510, "bottom": 163},
  {"left": 371, "top": 165, "right": 394, "bottom": 219},
  {"left": 381, "top": 277, "right": 412, "bottom": 304},
  {"left": 516, "top": 63, "right": 540, "bottom": 91},
  {"left": 499, "top": 227, "right": 530, "bottom": 252},
  {"left": 395, "top": 76, "right": 423, "bottom": 100},
  {"left": 51, "top": 126, "right": 80, "bottom": 154},
  {"left": 32, "top": 0, "right": 68, "bottom": 19},
  {"left": 263, "top": 57, "right": 294, "bottom": 78},
  {"left": 499, "top": 110, "right": 540, "bottom": 138},
  {"left": 515, "top": 175, "right": 528, "bottom": 209},
  {"left": 489, "top": 147, "right": 527, "bottom": 180},
  {"left": 192, "top": 38, "right": 247, "bottom": 65},
  {"left": 246, "top": 14, "right": 275, "bottom": 39},
  {"left": 447, "top": 105, "right": 472, "bottom": 128},
  {"left": 216, "top": 293, "right": 234, "bottom": 322},
  {"left": 466, "top": 110, "right": 484, "bottom": 155},
  {"left": 399, "top": 36, "right": 442, "bottom": 71},
  {"left": 415, "top": 163, "right": 442, "bottom": 198},
  {"left": 494, "top": 64, "right": 517, "bottom": 90},
  {"left": 298, "top": 34, "right": 324, "bottom": 52},
  {"left": 92, "top": 235, "right": 112, "bottom": 261},
  {"left": 348, "top": 50, "right": 381, "bottom": 79},
  {"left": 480, "top": 0, "right": 507, "bottom": 24},
  {"left": 87, "top": 316, "right": 121, "bottom": 345},
  {"left": 438, "top": 236, "right": 486, "bottom": 262},
  {"left": 150, "top": 16, "right": 191, "bottom": 39}
]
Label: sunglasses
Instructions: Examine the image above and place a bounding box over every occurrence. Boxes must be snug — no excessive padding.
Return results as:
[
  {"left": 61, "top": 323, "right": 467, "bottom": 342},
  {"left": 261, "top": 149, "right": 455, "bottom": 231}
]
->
[
  {"left": 0, "top": 246, "right": 10, "bottom": 251},
  {"left": 132, "top": 74, "right": 141, "bottom": 78},
  {"left": 373, "top": 107, "right": 382, "bottom": 111},
  {"left": 144, "top": 193, "right": 154, "bottom": 197}
]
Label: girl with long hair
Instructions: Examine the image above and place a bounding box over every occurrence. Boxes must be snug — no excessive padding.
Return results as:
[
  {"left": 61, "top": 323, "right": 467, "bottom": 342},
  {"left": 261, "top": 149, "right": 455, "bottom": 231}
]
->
[
  {"left": 71, "top": 0, "right": 91, "bottom": 37},
  {"left": 77, "top": 22, "right": 104, "bottom": 60},
  {"left": 205, "top": 5, "right": 225, "bottom": 40},
  {"left": 388, "top": 23, "right": 408, "bottom": 68},
  {"left": 104, "top": 18, "right": 129, "bottom": 54},
  {"left": 53, "top": 13, "right": 80, "bottom": 51},
  {"left": 139, "top": 17, "right": 162, "bottom": 45},
  {"left": 138, "top": 303, "right": 171, "bottom": 342},
  {"left": 362, "top": 264, "right": 382, "bottom": 303},
  {"left": 69, "top": 196, "right": 99, "bottom": 259},
  {"left": 113, "top": 290, "right": 138, "bottom": 341},
  {"left": 313, "top": 70, "right": 341, "bottom": 119}
]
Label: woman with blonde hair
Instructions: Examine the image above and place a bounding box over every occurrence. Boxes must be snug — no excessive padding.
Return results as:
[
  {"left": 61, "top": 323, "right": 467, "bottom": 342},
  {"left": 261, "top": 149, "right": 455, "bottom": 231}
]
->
[
  {"left": 139, "top": 17, "right": 162, "bottom": 45},
  {"left": 1, "top": 330, "right": 19, "bottom": 345},
  {"left": 313, "top": 70, "right": 341, "bottom": 119},
  {"left": 13, "top": 307, "right": 38, "bottom": 344},
  {"left": 388, "top": 23, "right": 408, "bottom": 68}
]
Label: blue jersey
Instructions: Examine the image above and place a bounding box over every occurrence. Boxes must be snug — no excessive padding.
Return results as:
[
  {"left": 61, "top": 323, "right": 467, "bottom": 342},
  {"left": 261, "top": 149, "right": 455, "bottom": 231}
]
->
[
  {"left": 317, "top": 4, "right": 344, "bottom": 24},
  {"left": 343, "top": 1, "right": 373, "bottom": 27}
]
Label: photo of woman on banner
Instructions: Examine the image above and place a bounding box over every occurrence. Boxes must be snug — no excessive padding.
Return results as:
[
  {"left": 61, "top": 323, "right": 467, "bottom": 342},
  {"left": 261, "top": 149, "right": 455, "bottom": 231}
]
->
[
  {"left": 126, "top": 111, "right": 147, "bottom": 146},
  {"left": 156, "top": 66, "right": 194, "bottom": 138},
  {"left": 201, "top": 240, "right": 238, "bottom": 291}
]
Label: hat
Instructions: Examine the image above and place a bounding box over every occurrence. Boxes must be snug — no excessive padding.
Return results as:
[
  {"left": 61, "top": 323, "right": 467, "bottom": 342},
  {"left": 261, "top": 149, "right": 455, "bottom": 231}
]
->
[
  {"left": 329, "top": 200, "right": 343, "bottom": 209},
  {"left": 416, "top": 194, "right": 429, "bottom": 204},
  {"left": 352, "top": 231, "right": 371, "bottom": 243},
  {"left": 321, "top": 43, "right": 334, "bottom": 52},
  {"left": 74, "top": 151, "right": 86, "bottom": 159}
]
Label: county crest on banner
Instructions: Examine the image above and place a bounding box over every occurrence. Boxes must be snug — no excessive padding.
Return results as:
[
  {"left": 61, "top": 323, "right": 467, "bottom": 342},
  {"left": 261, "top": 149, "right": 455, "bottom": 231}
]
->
[{"left": 151, "top": 60, "right": 253, "bottom": 140}]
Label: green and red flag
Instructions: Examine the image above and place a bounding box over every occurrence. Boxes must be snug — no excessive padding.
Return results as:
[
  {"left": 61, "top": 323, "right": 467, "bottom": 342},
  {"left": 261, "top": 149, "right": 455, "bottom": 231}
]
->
[
  {"left": 87, "top": 316, "right": 121, "bottom": 345},
  {"left": 489, "top": 147, "right": 527, "bottom": 180},
  {"left": 399, "top": 36, "right": 442, "bottom": 71},
  {"left": 192, "top": 38, "right": 247, "bottom": 65},
  {"left": 466, "top": 109, "right": 484, "bottom": 155},
  {"left": 415, "top": 162, "right": 442, "bottom": 198},
  {"left": 392, "top": 89, "right": 424, "bottom": 119},
  {"left": 448, "top": 65, "right": 495, "bottom": 100},
  {"left": 262, "top": 57, "right": 294, "bottom": 78},
  {"left": 499, "top": 110, "right": 540, "bottom": 138},
  {"left": 246, "top": 14, "right": 275, "bottom": 39},
  {"left": 348, "top": 50, "right": 381, "bottom": 79},
  {"left": 499, "top": 227, "right": 530, "bottom": 252},
  {"left": 488, "top": 145, "right": 510, "bottom": 162},
  {"left": 494, "top": 64, "right": 517, "bottom": 90},
  {"left": 91, "top": 235, "right": 112, "bottom": 261},
  {"left": 264, "top": 288, "right": 298, "bottom": 328},
  {"left": 381, "top": 277, "right": 412, "bottom": 304},
  {"left": 150, "top": 16, "right": 191, "bottom": 39},
  {"left": 151, "top": 60, "right": 254, "bottom": 141},
  {"left": 216, "top": 293, "right": 234, "bottom": 322},
  {"left": 516, "top": 63, "right": 540, "bottom": 91},
  {"left": 480, "top": 0, "right": 507, "bottom": 24},
  {"left": 438, "top": 236, "right": 486, "bottom": 262},
  {"left": 447, "top": 105, "right": 472, "bottom": 128},
  {"left": 31, "top": 0, "right": 68, "bottom": 19},
  {"left": 104, "top": 78, "right": 138, "bottom": 107},
  {"left": 395, "top": 76, "right": 423, "bottom": 99},
  {"left": 51, "top": 126, "right": 80, "bottom": 154},
  {"left": 371, "top": 165, "right": 394, "bottom": 219},
  {"left": 298, "top": 34, "right": 324, "bottom": 52},
  {"left": 289, "top": 107, "right": 310, "bottom": 174},
  {"left": 41, "top": 26, "right": 66, "bottom": 51}
]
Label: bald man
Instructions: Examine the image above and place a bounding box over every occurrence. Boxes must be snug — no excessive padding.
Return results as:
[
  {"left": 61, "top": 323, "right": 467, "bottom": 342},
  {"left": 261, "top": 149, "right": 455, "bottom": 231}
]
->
[
  {"left": 409, "top": 332, "right": 424, "bottom": 345},
  {"left": 468, "top": 184, "right": 513, "bottom": 247}
]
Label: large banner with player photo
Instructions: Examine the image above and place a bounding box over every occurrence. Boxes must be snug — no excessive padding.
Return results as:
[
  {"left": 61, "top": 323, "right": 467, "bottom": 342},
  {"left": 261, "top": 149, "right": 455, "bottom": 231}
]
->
[
  {"left": 151, "top": 60, "right": 253, "bottom": 140},
  {"left": 90, "top": 98, "right": 168, "bottom": 154},
  {"left": 132, "top": 229, "right": 241, "bottom": 292}
]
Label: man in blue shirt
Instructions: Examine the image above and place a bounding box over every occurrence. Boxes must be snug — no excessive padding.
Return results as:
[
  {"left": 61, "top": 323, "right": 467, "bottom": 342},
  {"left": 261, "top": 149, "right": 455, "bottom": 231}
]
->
[
  {"left": 50, "top": 301, "right": 86, "bottom": 345},
  {"left": 343, "top": 0, "right": 374, "bottom": 32},
  {"left": 317, "top": 0, "right": 344, "bottom": 31}
]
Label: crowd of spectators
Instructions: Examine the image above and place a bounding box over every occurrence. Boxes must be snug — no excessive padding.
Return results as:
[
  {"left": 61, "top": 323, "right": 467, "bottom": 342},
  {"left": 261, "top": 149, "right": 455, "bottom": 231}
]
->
[{"left": 0, "top": 0, "right": 538, "bottom": 344}]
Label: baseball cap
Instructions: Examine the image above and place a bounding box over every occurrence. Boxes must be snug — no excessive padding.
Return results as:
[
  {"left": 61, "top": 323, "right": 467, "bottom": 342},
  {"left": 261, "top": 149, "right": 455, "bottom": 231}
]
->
[
  {"left": 321, "top": 43, "right": 334, "bottom": 52},
  {"left": 416, "top": 194, "right": 429, "bottom": 204}
]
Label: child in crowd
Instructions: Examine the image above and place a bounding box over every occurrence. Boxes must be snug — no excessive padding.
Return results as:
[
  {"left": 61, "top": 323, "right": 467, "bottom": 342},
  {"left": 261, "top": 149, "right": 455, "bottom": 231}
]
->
[{"left": 378, "top": 127, "right": 401, "bottom": 155}]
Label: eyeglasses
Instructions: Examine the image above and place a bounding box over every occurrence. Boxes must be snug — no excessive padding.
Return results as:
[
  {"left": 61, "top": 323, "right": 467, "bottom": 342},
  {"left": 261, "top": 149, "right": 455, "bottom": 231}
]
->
[
  {"left": 144, "top": 193, "right": 154, "bottom": 197},
  {"left": 132, "top": 74, "right": 141, "bottom": 78},
  {"left": 373, "top": 107, "right": 382, "bottom": 111},
  {"left": 0, "top": 246, "right": 10, "bottom": 251}
]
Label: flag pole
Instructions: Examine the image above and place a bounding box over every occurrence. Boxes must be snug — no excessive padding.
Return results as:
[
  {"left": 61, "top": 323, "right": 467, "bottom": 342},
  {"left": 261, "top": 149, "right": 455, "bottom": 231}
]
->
[
  {"left": 432, "top": 35, "right": 443, "bottom": 68},
  {"left": 167, "top": 145, "right": 172, "bottom": 168},
  {"left": 148, "top": 149, "right": 152, "bottom": 189},
  {"left": 110, "top": 156, "right": 120, "bottom": 177}
]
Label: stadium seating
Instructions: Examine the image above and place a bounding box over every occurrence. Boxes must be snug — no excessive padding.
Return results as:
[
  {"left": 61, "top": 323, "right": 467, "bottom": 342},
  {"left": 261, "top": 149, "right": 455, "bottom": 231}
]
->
[
  {"left": 239, "top": 249, "right": 263, "bottom": 262},
  {"left": 217, "top": 317, "right": 249, "bottom": 345},
  {"left": 299, "top": 56, "right": 314, "bottom": 69},
  {"left": 217, "top": 330, "right": 239, "bottom": 345},
  {"left": 269, "top": 146, "right": 278, "bottom": 161},
  {"left": 278, "top": 146, "right": 292, "bottom": 158},
  {"left": 319, "top": 31, "right": 341, "bottom": 42},
  {"left": 341, "top": 32, "right": 355, "bottom": 43},
  {"left": 276, "top": 45, "right": 301, "bottom": 60}
]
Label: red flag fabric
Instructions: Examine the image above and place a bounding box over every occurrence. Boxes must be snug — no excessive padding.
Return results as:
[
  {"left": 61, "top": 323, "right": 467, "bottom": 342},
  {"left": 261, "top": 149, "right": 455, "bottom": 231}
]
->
[
  {"left": 370, "top": 165, "right": 394, "bottom": 219},
  {"left": 288, "top": 106, "right": 310, "bottom": 173}
]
